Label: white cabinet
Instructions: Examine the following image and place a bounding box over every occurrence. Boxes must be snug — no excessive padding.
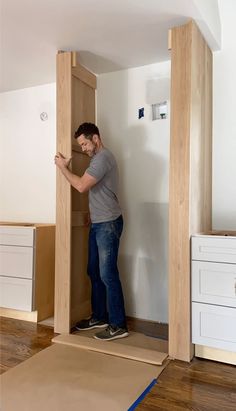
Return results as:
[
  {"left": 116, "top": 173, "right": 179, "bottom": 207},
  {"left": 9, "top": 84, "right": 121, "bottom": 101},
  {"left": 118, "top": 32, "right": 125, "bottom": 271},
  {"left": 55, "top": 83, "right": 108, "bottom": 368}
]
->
[
  {"left": 0, "top": 223, "right": 55, "bottom": 321},
  {"left": 191, "top": 233, "right": 236, "bottom": 354}
]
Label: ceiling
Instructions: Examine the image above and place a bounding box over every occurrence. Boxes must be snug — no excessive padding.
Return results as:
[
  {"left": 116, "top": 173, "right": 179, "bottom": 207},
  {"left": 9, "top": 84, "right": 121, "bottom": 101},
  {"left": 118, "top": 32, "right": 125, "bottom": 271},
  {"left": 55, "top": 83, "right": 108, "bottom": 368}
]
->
[{"left": 0, "top": 0, "right": 221, "bottom": 92}]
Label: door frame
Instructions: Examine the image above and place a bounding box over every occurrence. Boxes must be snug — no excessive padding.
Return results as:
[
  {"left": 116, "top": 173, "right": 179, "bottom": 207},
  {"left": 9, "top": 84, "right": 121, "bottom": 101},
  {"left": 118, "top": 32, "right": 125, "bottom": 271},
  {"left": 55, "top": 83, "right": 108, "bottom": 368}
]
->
[{"left": 55, "top": 20, "right": 213, "bottom": 362}]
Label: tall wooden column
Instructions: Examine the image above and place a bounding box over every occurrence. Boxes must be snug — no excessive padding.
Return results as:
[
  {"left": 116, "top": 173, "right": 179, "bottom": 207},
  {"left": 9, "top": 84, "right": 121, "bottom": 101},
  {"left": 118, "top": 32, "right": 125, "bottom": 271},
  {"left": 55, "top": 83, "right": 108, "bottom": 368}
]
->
[
  {"left": 168, "top": 21, "right": 212, "bottom": 361},
  {"left": 55, "top": 52, "right": 96, "bottom": 333}
]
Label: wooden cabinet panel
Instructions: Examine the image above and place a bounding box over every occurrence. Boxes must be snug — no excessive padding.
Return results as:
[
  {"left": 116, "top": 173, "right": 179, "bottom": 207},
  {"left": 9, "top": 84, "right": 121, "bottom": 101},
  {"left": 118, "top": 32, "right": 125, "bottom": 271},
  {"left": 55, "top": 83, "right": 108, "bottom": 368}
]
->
[
  {"left": 169, "top": 21, "right": 212, "bottom": 362},
  {"left": 55, "top": 52, "right": 96, "bottom": 333}
]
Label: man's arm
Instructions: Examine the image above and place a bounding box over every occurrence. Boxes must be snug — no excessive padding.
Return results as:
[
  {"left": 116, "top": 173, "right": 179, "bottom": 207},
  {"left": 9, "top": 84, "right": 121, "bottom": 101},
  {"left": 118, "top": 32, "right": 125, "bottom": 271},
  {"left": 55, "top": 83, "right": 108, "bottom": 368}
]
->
[{"left": 54, "top": 152, "right": 97, "bottom": 193}]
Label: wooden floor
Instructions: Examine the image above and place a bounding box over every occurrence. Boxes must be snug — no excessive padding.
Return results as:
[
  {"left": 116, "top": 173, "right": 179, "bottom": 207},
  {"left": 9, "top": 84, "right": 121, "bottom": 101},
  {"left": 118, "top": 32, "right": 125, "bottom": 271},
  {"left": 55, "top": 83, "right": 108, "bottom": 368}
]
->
[{"left": 1, "top": 317, "right": 236, "bottom": 411}]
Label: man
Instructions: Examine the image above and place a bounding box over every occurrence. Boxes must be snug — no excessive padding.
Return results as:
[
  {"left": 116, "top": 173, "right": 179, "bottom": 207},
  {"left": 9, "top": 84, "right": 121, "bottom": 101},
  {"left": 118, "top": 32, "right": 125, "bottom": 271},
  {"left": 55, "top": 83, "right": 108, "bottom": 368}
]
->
[{"left": 54, "top": 122, "right": 128, "bottom": 341}]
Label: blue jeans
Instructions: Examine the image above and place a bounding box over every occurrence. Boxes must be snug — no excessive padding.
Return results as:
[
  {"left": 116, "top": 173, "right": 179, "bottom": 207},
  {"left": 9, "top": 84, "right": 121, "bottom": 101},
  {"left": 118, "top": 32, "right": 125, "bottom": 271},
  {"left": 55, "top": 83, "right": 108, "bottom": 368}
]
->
[{"left": 87, "top": 215, "right": 126, "bottom": 328}]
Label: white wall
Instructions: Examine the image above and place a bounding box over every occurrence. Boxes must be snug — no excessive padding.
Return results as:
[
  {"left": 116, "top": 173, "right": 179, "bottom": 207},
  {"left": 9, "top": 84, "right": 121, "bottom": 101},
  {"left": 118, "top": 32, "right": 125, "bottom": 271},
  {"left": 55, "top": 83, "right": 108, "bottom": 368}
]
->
[
  {"left": 97, "top": 61, "right": 170, "bottom": 322},
  {"left": 213, "top": 0, "right": 236, "bottom": 229},
  {"left": 0, "top": 83, "right": 56, "bottom": 223}
]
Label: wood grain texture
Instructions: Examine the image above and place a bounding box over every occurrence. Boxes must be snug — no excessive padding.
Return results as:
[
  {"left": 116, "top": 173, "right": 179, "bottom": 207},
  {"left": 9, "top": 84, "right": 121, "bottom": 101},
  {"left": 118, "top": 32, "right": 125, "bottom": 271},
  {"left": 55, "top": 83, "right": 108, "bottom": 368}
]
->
[
  {"left": 55, "top": 51, "right": 72, "bottom": 333},
  {"left": 195, "top": 344, "right": 236, "bottom": 366},
  {"left": 71, "top": 75, "right": 96, "bottom": 137},
  {"left": 71, "top": 70, "right": 95, "bottom": 326},
  {"left": 0, "top": 308, "right": 38, "bottom": 322},
  {"left": 169, "top": 21, "right": 212, "bottom": 361},
  {"left": 72, "top": 63, "right": 97, "bottom": 89},
  {"left": 136, "top": 358, "right": 236, "bottom": 411},
  {"left": 52, "top": 333, "right": 168, "bottom": 366},
  {"left": 0, "top": 317, "right": 56, "bottom": 374},
  {"left": 55, "top": 52, "right": 96, "bottom": 333},
  {"left": 34, "top": 226, "right": 55, "bottom": 321}
]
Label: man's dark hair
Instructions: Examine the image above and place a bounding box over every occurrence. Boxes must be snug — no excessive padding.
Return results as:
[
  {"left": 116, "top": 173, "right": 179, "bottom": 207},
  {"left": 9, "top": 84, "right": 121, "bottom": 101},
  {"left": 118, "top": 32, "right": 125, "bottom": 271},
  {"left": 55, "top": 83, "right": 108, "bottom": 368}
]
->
[{"left": 74, "top": 122, "right": 100, "bottom": 140}]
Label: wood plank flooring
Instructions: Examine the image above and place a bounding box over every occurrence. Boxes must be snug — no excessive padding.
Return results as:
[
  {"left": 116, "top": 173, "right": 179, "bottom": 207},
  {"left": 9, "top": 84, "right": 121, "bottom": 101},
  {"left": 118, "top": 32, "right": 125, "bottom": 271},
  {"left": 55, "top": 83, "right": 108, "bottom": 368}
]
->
[
  {"left": 0, "top": 316, "right": 56, "bottom": 374},
  {"left": 1, "top": 317, "right": 236, "bottom": 410}
]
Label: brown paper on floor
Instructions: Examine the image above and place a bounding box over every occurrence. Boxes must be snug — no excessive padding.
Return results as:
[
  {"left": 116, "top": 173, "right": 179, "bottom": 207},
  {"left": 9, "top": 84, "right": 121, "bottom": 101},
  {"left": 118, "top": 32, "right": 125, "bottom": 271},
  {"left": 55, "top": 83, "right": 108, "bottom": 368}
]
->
[
  {"left": 1, "top": 343, "right": 167, "bottom": 411},
  {"left": 52, "top": 331, "right": 168, "bottom": 365}
]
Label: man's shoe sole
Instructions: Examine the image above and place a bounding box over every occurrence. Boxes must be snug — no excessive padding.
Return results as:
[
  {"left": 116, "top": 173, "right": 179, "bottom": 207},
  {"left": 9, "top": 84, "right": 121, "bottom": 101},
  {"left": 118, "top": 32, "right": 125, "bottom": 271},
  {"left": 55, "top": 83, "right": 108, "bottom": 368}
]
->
[
  {"left": 75, "top": 323, "right": 108, "bottom": 331},
  {"left": 94, "top": 331, "right": 129, "bottom": 341}
]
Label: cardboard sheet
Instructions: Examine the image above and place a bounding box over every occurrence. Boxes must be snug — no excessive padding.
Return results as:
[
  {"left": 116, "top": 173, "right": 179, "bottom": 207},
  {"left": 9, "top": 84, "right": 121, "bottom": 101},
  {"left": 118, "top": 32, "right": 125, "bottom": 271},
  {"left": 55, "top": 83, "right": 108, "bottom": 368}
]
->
[{"left": 1, "top": 343, "right": 167, "bottom": 411}]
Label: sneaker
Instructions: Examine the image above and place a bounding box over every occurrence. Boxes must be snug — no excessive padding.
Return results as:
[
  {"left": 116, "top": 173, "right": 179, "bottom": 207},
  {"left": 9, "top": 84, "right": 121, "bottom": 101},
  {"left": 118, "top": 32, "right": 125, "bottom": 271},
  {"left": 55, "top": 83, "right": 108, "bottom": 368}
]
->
[
  {"left": 94, "top": 325, "right": 129, "bottom": 341},
  {"left": 75, "top": 317, "right": 108, "bottom": 331}
]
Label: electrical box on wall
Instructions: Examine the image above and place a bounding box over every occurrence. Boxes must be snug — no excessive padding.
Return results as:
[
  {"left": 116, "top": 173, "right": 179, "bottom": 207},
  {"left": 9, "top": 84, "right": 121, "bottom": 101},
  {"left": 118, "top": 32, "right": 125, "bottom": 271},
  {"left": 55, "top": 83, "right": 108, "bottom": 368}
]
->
[
  {"left": 138, "top": 107, "right": 144, "bottom": 119},
  {"left": 152, "top": 101, "right": 168, "bottom": 120}
]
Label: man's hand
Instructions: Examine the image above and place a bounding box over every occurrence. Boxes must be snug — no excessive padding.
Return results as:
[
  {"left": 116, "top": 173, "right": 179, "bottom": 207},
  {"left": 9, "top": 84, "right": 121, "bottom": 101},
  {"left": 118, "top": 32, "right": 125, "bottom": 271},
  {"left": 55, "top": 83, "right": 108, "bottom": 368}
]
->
[{"left": 54, "top": 152, "right": 72, "bottom": 170}]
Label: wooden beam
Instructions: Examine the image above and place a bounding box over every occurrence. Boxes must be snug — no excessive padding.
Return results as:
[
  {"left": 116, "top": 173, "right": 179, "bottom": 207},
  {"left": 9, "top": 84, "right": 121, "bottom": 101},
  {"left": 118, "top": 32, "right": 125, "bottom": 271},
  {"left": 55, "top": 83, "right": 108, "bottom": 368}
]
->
[
  {"left": 168, "top": 29, "right": 172, "bottom": 50},
  {"left": 54, "top": 51, "right": 72, "bottom": 334},
  {"left": 168, "top": 20, "right": 212, "bottom": 361},
  {"left": 72, "top": 63, "right": 97, "bottom": 89}
]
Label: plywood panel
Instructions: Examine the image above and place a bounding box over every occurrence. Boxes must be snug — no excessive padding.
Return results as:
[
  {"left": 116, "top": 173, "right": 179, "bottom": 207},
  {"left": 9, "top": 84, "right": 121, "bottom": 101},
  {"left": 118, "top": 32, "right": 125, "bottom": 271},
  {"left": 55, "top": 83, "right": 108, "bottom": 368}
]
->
[
  {"left": 190, "top": 23, "right": 212, "bottom": 234},
  {"left": 169, "top": 22, "right": 192, "bottom": 362},
  {"left": 54, "top": 52, "right": 72, "bottom": 333},
  {"left": 34, "top": 226, "right": 55, "bottom": 321},
  {"left": 55, "top": 52, "right": 96, "bottom": 332},
  {"left": 71, "top": 226, "right": 91, "bottom": 325},
  {"left": 53, "top": 333, "right": 168, "bottom": 366},
  {"left": 71, "top": 70, "right": 96, "bottom": 326},
  {"left": 71, "top": 150, "right": 90, "bottom": 212},
  {"left": 169, "top": 21, "right": 212, "bottom": 361},
  {"left": 71, "top": 76, "right": 96, "bottom": 146}
]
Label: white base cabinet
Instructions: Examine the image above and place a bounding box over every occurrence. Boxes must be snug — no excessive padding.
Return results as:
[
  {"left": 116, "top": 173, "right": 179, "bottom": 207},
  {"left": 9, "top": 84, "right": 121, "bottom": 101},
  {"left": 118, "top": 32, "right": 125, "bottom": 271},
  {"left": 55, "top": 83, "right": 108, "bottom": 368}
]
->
[
  {"left": 191, "top": 233, "right": 236, "bottom": 360},
  {"left": 0, "top": 223, "right": 55, "bottom": 322}
]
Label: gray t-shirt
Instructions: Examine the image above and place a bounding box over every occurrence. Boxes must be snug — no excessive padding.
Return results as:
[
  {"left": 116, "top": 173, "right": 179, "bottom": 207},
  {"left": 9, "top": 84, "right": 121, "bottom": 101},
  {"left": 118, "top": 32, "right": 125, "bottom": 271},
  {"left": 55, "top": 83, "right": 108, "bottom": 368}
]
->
[{"left": 86, "top": 148, "right": 122, "bottom": 223}]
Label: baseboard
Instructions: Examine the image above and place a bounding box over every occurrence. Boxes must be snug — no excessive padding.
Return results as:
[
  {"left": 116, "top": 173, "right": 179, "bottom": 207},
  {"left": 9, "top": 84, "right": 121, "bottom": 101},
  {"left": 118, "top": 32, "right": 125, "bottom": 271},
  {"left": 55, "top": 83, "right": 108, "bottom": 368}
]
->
[
  {"left": 195, "top": 344, "right": 236, "bottom": 365},
  {"left": 0, "top": 307, "right": 38, "bottom": 322},
  {"left": 127, "top": 317, "right": 168, "bottom": 340}
]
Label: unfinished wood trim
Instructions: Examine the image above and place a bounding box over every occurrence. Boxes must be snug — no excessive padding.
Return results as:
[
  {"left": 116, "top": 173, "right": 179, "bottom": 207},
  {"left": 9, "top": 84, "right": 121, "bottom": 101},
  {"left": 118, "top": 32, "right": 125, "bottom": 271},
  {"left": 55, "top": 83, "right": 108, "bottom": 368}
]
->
[
  {"left": 34, "top": 226, "right": 55, "bottom": 322},
  {"left": 169, "top": 20, "right": 212, "bottom": 362},
  {"left": 202, "top": 230, "right": 236, "bottom": 236},
  {"left": 195, "top": 345, "right": 236, "bottom": 365},
  {"left": 0, "top": 308, "right": 38, "bottom": 322},
  {"left": 52, "top": 334, "right": 168, "bottom": 366},
  {"left": 54, "top": 51, "right": 72, "bottom": 333},
  {"left": 71, "top": 211, "right": 89, "bottom": 227},
  {"left": 168, "top": 29, "right": 172, "bottom": 50},
  {"left": 72, "top": 51, "right": 77, "bottom": 67},
  {"left": 72, "top": 63, "right": 97, "bottom": 89}
]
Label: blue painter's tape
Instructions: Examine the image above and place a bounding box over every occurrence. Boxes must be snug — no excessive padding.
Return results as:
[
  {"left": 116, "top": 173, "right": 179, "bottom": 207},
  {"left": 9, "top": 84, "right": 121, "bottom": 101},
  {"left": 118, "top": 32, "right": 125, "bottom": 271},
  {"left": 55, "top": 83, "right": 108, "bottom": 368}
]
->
[{"left": 127, "top": 378, "right": 157, "bottom": 410}]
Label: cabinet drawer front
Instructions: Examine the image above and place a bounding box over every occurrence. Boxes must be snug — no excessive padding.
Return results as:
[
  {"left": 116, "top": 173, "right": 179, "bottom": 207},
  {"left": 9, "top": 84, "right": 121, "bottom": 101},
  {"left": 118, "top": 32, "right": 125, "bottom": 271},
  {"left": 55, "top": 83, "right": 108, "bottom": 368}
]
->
[
  {"left": 0, "top": 226, "right": 34, "bottom": 246},
  {"left": 192, "top": 236, "right": 236, "bottom": 263},
  {"left": 0, "top": 245, "right": 34, "bottom": 279},
  {"left": 192, "top": 261, "right": 236, "bottom": 308},
  {"left": 192, "top": 302, "right": 236, "bottom": 352},
  {"left": 0, "top": 276, "right": 33, "bottom": 311}
]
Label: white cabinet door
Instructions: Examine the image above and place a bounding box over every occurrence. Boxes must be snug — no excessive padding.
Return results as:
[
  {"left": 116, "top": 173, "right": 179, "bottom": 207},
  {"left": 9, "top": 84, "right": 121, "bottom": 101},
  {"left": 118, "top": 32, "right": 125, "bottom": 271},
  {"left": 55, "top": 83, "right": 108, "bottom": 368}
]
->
[
  {"left": 192, "top": 261, "right": 236, "bottom": 308},
  {"left": 192, "top": 302, "right": 236, "bottom": 352},
  {"left": 0, "top": 276, "right": 33, "bottom": 311},
  {"left": 192, "top": 236, "right": 236, "bottom": 264},
  {"left": 0, "top": 245, "right": 34, "bottom": 279}
]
